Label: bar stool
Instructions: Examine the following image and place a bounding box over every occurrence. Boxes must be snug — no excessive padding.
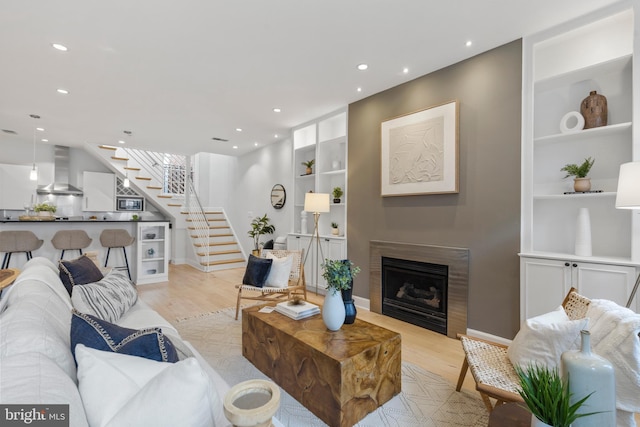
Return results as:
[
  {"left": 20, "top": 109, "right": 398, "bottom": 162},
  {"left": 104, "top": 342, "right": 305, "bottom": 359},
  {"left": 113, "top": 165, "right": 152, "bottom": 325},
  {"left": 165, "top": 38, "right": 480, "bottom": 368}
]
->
[
  {"left": 100, "top": 229, "right": 135, "bottom": 280},
  {"left": 0, "top": 230, "right": 44, "bottom": 269},
  {"left": 51, "top": 230, "right": 92, "bottom": 260}
]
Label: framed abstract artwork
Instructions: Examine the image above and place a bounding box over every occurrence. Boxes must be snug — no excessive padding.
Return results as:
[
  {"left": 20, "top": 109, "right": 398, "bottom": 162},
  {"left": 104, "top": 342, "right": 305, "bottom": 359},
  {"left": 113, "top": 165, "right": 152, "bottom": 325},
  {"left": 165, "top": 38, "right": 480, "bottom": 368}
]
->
[{"left": 380, "top": 100, "right": 459, "bottom": 196}]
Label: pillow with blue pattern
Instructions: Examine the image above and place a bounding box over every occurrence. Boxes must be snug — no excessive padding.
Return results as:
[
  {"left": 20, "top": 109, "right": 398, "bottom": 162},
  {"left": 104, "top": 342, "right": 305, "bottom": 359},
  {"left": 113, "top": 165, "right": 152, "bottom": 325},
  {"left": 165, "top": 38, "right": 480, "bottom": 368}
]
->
[
  {"left": 242, "top": 254, "right": 273, "bottom": 288},
  {"left": 71, "top": 310, "right": 178, "bottom": 363}
]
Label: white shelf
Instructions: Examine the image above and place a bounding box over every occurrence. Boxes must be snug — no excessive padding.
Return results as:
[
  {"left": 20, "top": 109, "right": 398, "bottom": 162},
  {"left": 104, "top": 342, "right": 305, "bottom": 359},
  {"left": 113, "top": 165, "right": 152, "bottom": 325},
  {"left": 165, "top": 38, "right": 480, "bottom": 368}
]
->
[
  {"left": 320, "top": 169, "right": 346, "bottom": 176},
  {"left": 533, "top": 191, "right": 616, "bottom": 200},
  {"left": 519, "top": 251, "right": 638, "bottom": 267},
  {"left": 534, "top": 122, "right": 632, "bottom": 146},
  {"left": 535, "top": 54, "right": 632, "bottom": 92},
  {"left": 136, "top": 222, "right": 169, "bottom": 285}
]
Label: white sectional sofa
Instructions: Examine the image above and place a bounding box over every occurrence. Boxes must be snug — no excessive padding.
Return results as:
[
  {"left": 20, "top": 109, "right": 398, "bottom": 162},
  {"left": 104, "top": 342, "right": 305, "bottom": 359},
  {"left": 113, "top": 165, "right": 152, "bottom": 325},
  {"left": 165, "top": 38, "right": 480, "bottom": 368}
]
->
[{"left": 0, "top": 257, "right": 243, "bottom": 427}]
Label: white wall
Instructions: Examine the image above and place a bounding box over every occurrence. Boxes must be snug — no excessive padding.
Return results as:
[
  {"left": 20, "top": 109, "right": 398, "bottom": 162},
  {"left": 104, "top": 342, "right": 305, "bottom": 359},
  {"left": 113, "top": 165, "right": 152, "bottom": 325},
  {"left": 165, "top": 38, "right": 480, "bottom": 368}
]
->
[{"left": 234, "top": 138, "right": 293, "bottom": 255}]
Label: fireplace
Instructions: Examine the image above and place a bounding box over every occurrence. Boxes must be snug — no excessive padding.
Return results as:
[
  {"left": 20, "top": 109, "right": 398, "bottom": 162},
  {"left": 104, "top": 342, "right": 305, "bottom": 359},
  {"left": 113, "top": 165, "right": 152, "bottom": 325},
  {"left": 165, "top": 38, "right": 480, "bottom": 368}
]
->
[
  {"left": 382, "top": 257, "right": 448, "bottom": 334},
  {"left": 370, "top": 241, "right": 469, "bottom": 338}
]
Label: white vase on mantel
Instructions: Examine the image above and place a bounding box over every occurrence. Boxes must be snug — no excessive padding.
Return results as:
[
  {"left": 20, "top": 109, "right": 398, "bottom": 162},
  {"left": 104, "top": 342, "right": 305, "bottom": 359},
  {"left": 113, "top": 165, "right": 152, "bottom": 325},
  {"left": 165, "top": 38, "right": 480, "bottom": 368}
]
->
[{"left": 322, "top": 288, "right": 345, "bottom": 331}]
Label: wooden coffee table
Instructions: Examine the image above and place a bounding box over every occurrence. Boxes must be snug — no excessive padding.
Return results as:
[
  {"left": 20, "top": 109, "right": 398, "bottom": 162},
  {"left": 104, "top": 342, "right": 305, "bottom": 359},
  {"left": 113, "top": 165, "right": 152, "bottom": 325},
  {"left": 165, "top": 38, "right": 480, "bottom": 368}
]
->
[
  {"left": 242, "top": 305, "right": 401, "bottom": 427},
  {"left": 488, "top": 402, "right": 530, "bottom": 427}
]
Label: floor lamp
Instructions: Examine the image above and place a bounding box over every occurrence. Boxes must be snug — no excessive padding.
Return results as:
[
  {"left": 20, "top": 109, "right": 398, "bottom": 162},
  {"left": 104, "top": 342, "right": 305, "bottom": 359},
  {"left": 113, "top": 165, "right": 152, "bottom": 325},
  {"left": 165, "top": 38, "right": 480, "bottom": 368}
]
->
[
  {"left": 303, "top": 193, "right": 330, "bottom": 294},
  {"left": 616, "top": 161, "right": 640, "bottom": 308}
]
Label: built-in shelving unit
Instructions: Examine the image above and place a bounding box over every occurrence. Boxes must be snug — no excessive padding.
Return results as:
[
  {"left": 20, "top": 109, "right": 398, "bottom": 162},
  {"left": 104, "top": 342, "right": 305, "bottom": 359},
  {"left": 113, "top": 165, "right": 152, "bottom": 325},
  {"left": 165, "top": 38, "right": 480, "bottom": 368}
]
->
[
  {"left": 289, "top": 108, "right": 348, "bottom": 290},
  {"left": 136, "top": 221, "right": 169, "bottom": 285},
  {"left": 520, "top": 4, "right": 639, "bottom": 317}
]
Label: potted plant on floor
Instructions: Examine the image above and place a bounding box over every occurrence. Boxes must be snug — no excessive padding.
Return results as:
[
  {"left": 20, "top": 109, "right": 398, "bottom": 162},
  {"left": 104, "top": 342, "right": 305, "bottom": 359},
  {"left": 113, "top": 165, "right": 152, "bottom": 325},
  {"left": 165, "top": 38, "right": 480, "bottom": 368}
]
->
[
  {"left": 321, "top": 259, "right": 361, "bottom": 328},
  {"left": 301, "top": 159, "right": 315, "bottom": 175},
  {"left": 561, "top": 157, "right": 595, "bottom": 192},
  {"left": 515, "top": 364, "right": 597, "bottom": 427},
  {"left": 34, "top": 202, "right": 56, "bottom": 218},
  {"left": 332, "top": 186, "right": 343, "bottom": 203},
  {"left": 247, "top": 214, "right": 275, "bottom": 256}
]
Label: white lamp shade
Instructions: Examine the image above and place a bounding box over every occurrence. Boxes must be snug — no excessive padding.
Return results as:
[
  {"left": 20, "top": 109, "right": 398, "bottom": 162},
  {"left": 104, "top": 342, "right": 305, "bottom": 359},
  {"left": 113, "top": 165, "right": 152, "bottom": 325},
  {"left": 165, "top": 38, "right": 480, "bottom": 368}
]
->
[
  {"left": 304, "top": 193, "right": 330, "bottom": 213},
  {"left": 616, "top": 161, "right": 640, "bottom": 209}
]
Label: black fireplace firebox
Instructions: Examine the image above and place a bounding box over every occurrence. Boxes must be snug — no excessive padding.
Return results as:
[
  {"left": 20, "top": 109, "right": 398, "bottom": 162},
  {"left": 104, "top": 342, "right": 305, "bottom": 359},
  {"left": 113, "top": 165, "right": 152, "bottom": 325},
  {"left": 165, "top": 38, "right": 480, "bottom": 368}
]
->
[{"left": 381, "top": 256, "right": 448, "bottom": 335}]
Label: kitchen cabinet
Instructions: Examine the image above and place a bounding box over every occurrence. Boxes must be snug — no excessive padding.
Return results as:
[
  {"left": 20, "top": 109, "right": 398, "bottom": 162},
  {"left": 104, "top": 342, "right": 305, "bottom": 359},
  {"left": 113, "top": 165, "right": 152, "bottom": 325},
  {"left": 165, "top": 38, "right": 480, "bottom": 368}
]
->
[
  {"left": 520, "top": 256, "right": 637, "bottom": 321},
  {"left": 136, "top": 222, "right": 169, "bottom": 285},
  {"left": 0, "top": 164, "right": 35, "bottom": 210},
  {"left": 82, "top": 171, "right": 115, "bottom": 212}
]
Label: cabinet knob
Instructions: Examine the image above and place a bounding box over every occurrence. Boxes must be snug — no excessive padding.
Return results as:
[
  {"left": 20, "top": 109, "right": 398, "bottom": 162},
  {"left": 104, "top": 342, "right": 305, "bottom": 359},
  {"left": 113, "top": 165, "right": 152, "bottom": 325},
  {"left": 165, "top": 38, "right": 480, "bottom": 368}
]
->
[
  {"left": 565, "top": 262, "right": 570, "bottom": 267},
  {"left": 572, "top": 263, "right": 578, "bottom": 268}
]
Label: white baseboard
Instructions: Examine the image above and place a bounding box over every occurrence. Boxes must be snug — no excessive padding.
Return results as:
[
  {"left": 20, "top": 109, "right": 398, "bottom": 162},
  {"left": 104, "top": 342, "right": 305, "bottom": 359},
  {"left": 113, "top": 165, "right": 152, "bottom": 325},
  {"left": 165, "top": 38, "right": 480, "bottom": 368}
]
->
[
  {"left": 465, "top": 328, "right": 512, "bottom": 346},
  {"left": 353, "top": 295, "right": 370, "bottom": 311}
]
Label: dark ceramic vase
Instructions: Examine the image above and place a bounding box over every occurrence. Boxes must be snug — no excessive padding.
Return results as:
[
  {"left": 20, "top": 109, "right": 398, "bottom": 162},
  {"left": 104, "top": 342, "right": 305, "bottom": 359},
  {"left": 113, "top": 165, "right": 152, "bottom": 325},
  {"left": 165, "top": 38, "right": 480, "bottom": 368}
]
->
[{"left": 341, "top": 284, "right": 357, "bottom": 324}]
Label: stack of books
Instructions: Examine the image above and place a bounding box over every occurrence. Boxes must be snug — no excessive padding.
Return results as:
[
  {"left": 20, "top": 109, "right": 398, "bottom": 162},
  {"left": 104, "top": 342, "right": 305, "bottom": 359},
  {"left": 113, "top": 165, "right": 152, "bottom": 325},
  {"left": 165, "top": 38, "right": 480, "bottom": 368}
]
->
[{"left": 275, "top": 300, "right": 320, "bottom": 320}]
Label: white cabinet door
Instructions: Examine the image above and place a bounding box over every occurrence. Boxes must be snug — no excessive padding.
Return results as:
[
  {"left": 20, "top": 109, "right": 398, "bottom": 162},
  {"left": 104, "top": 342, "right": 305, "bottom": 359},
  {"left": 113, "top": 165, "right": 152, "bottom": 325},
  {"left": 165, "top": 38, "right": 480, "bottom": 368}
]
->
[
  {"left": 521, "top": 256, "right": 639, "bottom": 321},
  {"left": 287, "top": 235, "right": 312, "bottom": 287},
  {"left": 0, "top": 164, "right": 35, "bottom": 210},
  {"left": 520, "top": 257, "right": 571, "bottom": 321},
  {"left": 317, "top": 237, "right": 347, "bottom": 290},
  {"left": 82, "top": 172, "right": 115, "bottom": 212},
  {"left": 575, "top": 262, "right": 636, "bottom": 309}
]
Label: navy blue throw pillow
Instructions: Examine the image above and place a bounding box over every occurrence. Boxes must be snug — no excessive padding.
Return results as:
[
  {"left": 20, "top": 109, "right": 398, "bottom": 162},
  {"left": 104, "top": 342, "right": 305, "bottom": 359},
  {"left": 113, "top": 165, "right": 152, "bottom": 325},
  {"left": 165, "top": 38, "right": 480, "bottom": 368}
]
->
[
  {"left": 70, "top": 310, "right": 178, "bottom": 363},
  {"left": 59, "top": 255, "right": 104, "bottom": 296},
  {"left": 242, "top": 255, "right": 273, "bottom": 288}
]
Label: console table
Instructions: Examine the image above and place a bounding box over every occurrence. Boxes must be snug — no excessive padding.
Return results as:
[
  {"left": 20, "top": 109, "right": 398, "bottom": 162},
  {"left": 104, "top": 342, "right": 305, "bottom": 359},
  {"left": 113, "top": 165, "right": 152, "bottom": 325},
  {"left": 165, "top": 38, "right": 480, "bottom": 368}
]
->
[{"left": 242, "top": 305, "right": 401, "bottom": 427}]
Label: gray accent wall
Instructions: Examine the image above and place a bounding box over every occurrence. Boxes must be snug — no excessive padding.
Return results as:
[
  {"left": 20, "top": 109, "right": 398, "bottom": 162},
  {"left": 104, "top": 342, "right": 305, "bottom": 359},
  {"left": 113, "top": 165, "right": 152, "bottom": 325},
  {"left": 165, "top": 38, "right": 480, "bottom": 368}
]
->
[{"left": 347, "top": 39, "right": 522, "bottom": 339}]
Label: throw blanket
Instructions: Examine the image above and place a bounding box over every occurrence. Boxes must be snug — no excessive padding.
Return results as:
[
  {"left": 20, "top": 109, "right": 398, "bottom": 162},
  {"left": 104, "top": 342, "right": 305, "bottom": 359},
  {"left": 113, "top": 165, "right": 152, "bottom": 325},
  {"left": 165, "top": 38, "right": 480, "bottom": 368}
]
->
[{"left": 586, "top": 299, "right": 640, "bottom": 427}]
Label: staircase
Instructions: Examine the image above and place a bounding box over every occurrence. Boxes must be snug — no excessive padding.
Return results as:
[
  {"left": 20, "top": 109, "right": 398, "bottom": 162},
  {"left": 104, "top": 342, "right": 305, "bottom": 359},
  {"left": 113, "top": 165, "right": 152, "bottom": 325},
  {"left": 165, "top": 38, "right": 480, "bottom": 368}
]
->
[{"left": 87, "top": 144, "right": 246, "bottom": 272}]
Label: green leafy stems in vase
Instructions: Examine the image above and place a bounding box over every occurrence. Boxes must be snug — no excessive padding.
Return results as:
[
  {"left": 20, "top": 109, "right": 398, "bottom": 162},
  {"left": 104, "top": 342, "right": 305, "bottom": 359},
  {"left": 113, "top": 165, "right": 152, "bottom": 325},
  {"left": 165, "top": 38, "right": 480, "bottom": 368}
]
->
[
  {"left": 515, "top": 364, "right": 599, "bottom": 427},
  {"left": 321, "top": 259, "right": 361, "bottom": 292}
]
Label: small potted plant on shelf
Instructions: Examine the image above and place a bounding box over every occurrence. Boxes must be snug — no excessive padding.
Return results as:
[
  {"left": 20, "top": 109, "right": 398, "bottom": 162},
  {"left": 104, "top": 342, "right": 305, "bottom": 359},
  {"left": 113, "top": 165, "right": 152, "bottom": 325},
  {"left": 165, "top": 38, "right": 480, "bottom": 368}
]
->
[
  {"left": 331, "top": 222, "right": 339, "bottom": 235},
  {"left": 561, "top": 157, "right": 595, "bottom": 192},
  {"left": 332, "top": 186, "right": 343, "bottom": 203},
  {"left": 33, "top": 202, "right": 57, "bottom": 217},
  {"left": 301, "top": 159, "right": 315, "bottom": 175},
  {"left": 515, "top": 364, "right": 597, "bottom": 427},
  {"left": 247, "top": 214, "right": 275, "bottom": 256}
]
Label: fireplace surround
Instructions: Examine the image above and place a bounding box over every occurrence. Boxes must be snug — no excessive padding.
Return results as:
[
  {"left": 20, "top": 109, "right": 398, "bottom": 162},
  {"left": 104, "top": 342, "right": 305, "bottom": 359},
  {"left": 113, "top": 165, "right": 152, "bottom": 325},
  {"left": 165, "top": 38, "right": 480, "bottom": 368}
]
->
[{"left": 370, "top": 241, "right": 469, "bottom": 338}]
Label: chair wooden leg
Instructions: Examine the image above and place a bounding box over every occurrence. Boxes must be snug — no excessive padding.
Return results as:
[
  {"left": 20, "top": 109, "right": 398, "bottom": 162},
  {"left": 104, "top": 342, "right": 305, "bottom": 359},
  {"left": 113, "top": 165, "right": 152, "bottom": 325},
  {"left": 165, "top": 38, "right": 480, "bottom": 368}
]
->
[
  {"left": 456, "top": 356, "right": 469, "bottom": 392},
  {"left": 480, "top": 392, "right": 494, "bottom": 412},
  {"left": 235, "top": 288, "right": 242, "bottom": 320}
]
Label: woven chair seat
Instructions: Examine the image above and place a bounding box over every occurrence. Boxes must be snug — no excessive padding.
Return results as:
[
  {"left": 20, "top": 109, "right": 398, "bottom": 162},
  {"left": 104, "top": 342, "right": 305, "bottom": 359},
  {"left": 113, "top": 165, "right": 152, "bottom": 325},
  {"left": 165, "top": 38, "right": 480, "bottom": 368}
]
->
[{"left": 235, "top": 284, "right": 298, "bottom": 294}]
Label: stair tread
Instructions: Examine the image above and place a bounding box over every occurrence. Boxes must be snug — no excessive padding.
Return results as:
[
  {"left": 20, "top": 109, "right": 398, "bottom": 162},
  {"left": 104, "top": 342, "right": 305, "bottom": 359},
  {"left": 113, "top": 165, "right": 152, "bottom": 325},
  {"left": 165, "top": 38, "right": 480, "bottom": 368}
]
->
[
  {"left": 186, "top": 218, "right": 225, "bottom": 222},
  {"left": 136, "top": 176, "right": 152, "bottom": 181},
  {"left": 181, "top": 211, "right": 223, "bottom": 215},
  {"left": 167, "top": 203, "right": 182, "bottom": 207},
  {"left": 124, "top": 167, "right": 140, "bottom": 171},
  {"left": 157, "top": 195, "right": 172, "bottom": 198},
  {"left": 188, "top": 225, "right": 229, "bottom": 230},
  {"left": 147, "top": 186, "right": 162, "bottom": 190},
  {"left": 197, "top": 249, "right": 241, "bottom": 256},
  {"left": 111, "top": 156, "right": 129, "bottom": 161},
  {"left": 200, "top": 258, "right": 245, "bottom": 266},
  {"left": 99, "top": 145, "right": 117, "bottom": 150}
]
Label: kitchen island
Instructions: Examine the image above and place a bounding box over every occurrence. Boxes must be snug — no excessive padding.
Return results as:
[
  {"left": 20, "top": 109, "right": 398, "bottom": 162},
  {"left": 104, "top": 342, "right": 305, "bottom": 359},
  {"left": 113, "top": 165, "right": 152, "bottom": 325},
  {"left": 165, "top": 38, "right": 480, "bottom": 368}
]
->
[{"left": 0, "top": 219, "right": 170, "bottom": 284}]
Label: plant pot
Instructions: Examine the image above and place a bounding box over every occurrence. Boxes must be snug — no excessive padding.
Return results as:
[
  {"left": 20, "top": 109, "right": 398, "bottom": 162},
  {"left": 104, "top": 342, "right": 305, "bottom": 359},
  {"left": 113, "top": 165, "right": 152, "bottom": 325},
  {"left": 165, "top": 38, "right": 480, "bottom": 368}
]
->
[
  {"left": 305, "top": 167, "right": 312, "bottom": 175},
  {"left": 331, "top": 227, "right": 339, "bottom": 236},
  {"left": 322, "top": 288, "right": 345, "bottom": 331},
  {"left": 37, "top": 211, "right": 53, "bottom": 217},
  {"left": 573, "top": 177, "right": 591, "bottom": 192},
  {"left": 333, "top": 198, "right": 341, "bottom": 204},
  {"left": 251, "top": 249, "right": 260, "bottom": 257}
]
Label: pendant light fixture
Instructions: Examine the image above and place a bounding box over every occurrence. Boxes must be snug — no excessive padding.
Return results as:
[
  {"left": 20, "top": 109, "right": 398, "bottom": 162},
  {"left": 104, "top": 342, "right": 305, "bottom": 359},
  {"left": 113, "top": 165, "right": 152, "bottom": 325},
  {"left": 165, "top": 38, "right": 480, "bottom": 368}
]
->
[
  {"left": 123, "top": 172, "right": 130, "bottom": 188},
  {"left": 29, "top": 114, "right": 40, "bottom": 181}
]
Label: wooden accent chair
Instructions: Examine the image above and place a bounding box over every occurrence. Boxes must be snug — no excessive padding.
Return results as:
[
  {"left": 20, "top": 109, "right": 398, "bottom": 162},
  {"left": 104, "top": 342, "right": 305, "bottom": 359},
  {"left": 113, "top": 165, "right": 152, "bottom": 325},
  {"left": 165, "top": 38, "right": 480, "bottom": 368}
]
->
[
  {"left": 234, "top": 249, "right": 307, "bottom": 320},
  {"left": 456, "top": 287, "right": 591, "bottom": 412}
]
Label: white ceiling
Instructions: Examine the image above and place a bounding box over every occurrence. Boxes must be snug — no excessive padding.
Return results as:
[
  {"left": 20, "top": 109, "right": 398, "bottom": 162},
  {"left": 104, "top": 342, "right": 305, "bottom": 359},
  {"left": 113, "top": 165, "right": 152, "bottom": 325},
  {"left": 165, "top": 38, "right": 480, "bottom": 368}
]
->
[{"left": 0, "top": 0, "right": 621, "bottom": 157}]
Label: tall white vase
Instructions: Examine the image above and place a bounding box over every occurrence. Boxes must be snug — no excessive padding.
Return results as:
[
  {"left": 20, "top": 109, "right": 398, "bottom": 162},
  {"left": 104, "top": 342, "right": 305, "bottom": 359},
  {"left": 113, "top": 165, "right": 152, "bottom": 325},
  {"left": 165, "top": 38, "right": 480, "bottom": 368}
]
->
[
  {"left": 300, "top": 211, "right": 308, "bottom": 235},
  {"left": 322, "top": 288, "right": 345, "bottom": 331},
  {"left": 561, "top": 330, "right": 616, "bottom": 427},
  {"left": 575, "top": 208, "right": 592, "bottom": 257},
  {"left": 531, "top": 414, "right": 553, "bottom": 427}
]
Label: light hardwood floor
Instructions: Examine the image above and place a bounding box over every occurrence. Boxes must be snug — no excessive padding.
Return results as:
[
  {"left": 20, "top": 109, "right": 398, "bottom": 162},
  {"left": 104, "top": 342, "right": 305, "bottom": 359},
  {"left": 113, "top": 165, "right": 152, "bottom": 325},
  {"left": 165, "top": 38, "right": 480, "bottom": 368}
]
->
[
  {"left": 137, "top": 264, "right": 478, "bottom": 394},
  {"left": 139, "top": 264, "right": 640, "bottom": 424}
]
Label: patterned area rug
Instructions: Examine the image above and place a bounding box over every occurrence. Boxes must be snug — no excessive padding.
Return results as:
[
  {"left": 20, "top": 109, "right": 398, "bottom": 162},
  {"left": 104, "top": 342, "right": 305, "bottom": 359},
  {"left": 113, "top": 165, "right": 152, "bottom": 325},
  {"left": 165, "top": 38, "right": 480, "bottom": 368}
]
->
[{"left": 173, "top": 308, "right": 489, "bottom": 427}]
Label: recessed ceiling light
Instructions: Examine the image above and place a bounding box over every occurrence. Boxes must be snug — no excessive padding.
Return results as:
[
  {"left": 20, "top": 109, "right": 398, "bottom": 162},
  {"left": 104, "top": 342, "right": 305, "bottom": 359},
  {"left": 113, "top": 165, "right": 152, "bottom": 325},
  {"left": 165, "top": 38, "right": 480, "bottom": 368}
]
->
[
  {"left": 466, "top": 40, "right": 473, "bottom": 47},
  {"left": 52, "top": 43, "right": 68, "bottom": 51},
  {"left": 274, "top": 134, "right": 278, "bottom": 138},
  {"left": 273, "top": 108, "right": 281, "bottom": 113},
  {"left": 357, "top": 63, "right": 368, "bottom": 71},
  {"left": 235, "top": 128, "right": 242, "bottom": 132},
  {"left": 41, "top": 139, "right": 48, "bottom": 142},
  {"left": 232, "top": 145, "right": 238, "bottom": 149},
  {"left": 254, "top": 142, "right": 259, "bottom": 147},
  {"left": 357, "top": 87, "right": 362, "bottom": 92},
  {"left": 36, "top": 127, "right": 44, "bottom": 131},
  {"left": 118, "top": 140, "right": 126, "bottom": 144},
  {"left": 57, "top": 88, "right": 69, "bottom": 94},
  {"left": 403, "top": 67, "right": 409, "bottom": 74}
]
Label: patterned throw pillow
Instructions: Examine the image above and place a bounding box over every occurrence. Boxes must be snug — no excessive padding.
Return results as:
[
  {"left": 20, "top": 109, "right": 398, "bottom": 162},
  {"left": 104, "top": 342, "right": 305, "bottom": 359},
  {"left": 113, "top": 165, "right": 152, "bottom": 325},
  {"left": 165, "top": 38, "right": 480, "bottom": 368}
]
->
[
  {"left": 71, "top": 270, "right": 137, "bottom": 323},
  {"left": 242, "top": 254, "right": 273, "bottom": 288},
  {"left": 71, "top": 310, "right": 178, "bottom": 363},
  {"left": 59, "top": 255, "right": 104, "bottom": 296}
]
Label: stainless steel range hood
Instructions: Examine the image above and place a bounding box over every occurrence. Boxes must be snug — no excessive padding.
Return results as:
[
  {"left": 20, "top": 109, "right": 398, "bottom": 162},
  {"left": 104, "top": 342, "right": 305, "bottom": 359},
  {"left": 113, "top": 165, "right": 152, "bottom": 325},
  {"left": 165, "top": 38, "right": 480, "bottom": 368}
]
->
[{"left": 37, "top": 145, "right": 84, "bottom": 196}]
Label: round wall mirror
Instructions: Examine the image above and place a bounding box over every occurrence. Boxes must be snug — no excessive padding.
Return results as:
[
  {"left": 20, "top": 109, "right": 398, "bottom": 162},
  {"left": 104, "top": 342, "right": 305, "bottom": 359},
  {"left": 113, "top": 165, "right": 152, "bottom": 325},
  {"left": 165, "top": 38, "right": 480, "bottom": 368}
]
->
[{"left": 271, "top": 184, "right": 286, "bottom": 209}]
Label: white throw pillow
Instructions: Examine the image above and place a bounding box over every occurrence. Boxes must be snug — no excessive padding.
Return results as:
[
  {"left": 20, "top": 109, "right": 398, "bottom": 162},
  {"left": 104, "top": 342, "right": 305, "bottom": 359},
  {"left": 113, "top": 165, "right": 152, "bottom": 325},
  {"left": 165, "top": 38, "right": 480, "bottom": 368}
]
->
[
  {"left": 75, "top": 344, "right": 219, "bottom": 427},
  {"left": 264, "top": 253, "right": 293, "bottom": 288},
  {"left": 507, "top": 305, "right": 588, "bottom": 370}
]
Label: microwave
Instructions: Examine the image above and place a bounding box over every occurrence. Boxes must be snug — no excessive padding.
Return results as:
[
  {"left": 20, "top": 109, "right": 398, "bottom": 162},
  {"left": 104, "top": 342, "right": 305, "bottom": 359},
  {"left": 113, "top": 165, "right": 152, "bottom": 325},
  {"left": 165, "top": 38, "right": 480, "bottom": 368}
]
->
[{"left": 116, "top": 197, "right": 144, "bottom": 212}]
